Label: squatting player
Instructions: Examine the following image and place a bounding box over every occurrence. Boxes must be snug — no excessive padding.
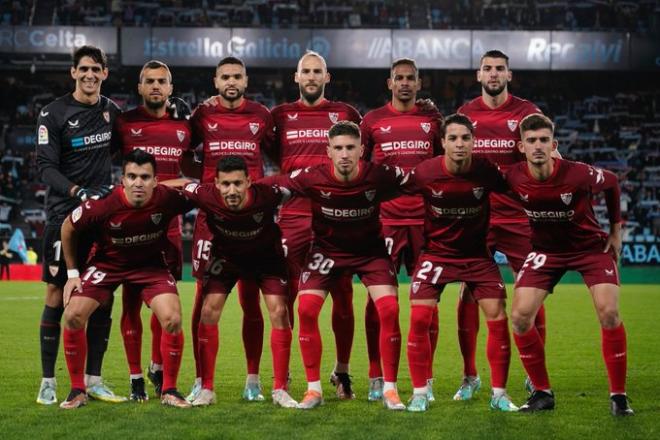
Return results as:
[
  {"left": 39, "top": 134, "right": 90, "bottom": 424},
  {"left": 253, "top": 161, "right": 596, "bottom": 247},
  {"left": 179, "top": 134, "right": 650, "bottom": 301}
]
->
[
  {"left": 402, "top": 114, "right": 517, "bottom": 412},
  {"left": 271, "top": 51, "right": 361, "bottom": 400},
  {"left": 181, "top": 156, "right": 297, "bottom": 409},
  {"left": 455, "top": 49, "right": 545, "bottom": 400},
  {"left": 113, "top": 60, "right": 192, "bottom": 400},
  {"left": 507, "top": 114, "right": 633, "bottom": 416},
  {"left": 361, "top": 57, "right": 442, "bottom": 400},
  {"left": 184, "top": 56, "right": 275, "bottom": 402},
  {"left": 35, "top": 45, "right": 124, "bottom": 405},
  {"left": 59, "top": 150, "right": 193, "bottom": 409},
  {"left": 269, "top": 121, "right": 407, "bottom": 411}
]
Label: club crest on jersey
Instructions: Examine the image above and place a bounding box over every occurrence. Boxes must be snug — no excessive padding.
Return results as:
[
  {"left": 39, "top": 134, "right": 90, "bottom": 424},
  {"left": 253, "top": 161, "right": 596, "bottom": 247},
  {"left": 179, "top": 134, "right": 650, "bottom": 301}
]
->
[
  {"left": 49, "top": 265, "right": 59, "bottom": 277},
  {"left": 507, "top": 119, "right": 518, "bottom": 131},
  {"left": 103, "top": 111, "right": 110, "bottom": 123},
  {"left": 207, "top": 123, "right": 218, "bottom": 131},
  {"left": 287, "top": 113, "right": 298, "bottom": 120},
  {"left": 412, "top": 281, "right": 421, "bottom": 294},
  {"left": 249, "top": 122, "right": 260, "bottom": 135},
  {"left": 151, "top": 213, "right": 162, "bottom": 225},
  {"left": 184, "top": 182, "right": 199, "bottom": 193},
  {"left": 253, "top": 212, "right": 264, "bottom": 223},
  {"left": 328, "top": 112, "right": 339, "bottom": 123},
  {"left": 472, "top": 187, "right": 484, "bottom": 200},
  {"left": 302, "top": 271, "right": 310, "bottom": 283},
  {"left": 560, "top": 192, "right": 573, "bottom": 205},
  {"left": 365, "top": 190, "right": 376, "bottom": 201},
  {"left": 193, "top": 260, "right": 199, "bottom": 271},
  {"left": 519, "top": 193, "right": 529, "bottom": 202},
  {"left": 420, "top": 122, "right": 431, "bottom": 133},
  {"left": 176, "top": 130, "right": 186, "bottom": 142},
  {"left": 320, "top": 190, "right": 332, "bottom": 199},
  {"left": 431, "top": 189, "right": 443, "bottom": 198},
  {"left": 67, "top": 120, "right": 80, "bottom": 129},
  {"left": 130, "top": 128, "right": 142, "bottom": 137},
  {"left": 379, "top": 126, "right": 392, "bottom": 133}
]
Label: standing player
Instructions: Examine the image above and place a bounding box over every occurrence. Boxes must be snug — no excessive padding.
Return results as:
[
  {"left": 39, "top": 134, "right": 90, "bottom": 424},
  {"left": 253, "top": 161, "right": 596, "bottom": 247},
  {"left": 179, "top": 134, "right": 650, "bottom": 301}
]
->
[
  {"left": 59, "top": 150, "right": 192, "bottom": 409},
  {"left": 361, "top": 58, "right": 443, "bottom": 401},
  {"left": 402, "top": 114, "right": 517, "bottom": 412},
  {"left": 270, "top": 121, "right": 406, "bottom": 410},
  {"left": 455, "top": 50, "right": 545, "bottom": 399},
  {"left": 113, "top": 60, "right": 192, "bottom": 400},
  {"left": 184, "top": 56, "right": 274, "bottom": 402},
  {"left": 35, "top": 45, "right": 124, "bottom": 405},
  {"left": 181, "top": 156, "right": 297, "bottom": 408},
  {"left": 506, "top": 114, "right": 632, "bottom": 416},
  {"left": 271, "top": 51, "right": 362, "bottom": 399}
]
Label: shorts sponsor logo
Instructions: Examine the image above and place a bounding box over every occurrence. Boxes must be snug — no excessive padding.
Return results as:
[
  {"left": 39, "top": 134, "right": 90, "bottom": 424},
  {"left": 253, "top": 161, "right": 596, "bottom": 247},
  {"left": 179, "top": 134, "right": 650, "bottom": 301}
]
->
[
  {"left": 207, "top": 123, "right": 218, "bottom": 131},
  {"left": 507, "top": 119, "right": 518, "bottom": 131},
  {"left": 103, "top": 111, "right": 110, "bottom": 123},
  {"left": 472, "top": 187, "right": 484, "bottom": 200},
  {"left": 184, "top": 183, "right": 199, "bottom": 193},
  {"left": 379, "top": 126, "right": 392, "bottom": 133},
  {"left": 328, "top": 112, "right": 339, "bottom": 123},
  {"left": 605, "top": 269, "right": 614, "bottom": 276},
  {"left": 130, "top": 128, "right": 142, "bottom": 137},
  {"left": 364, "top": 190, "right": 376, "bottom": 201},
  {"left": 71, "top": 206, "right": 83, "bottom": 223},
  {"left": 38, "top": 125, "right": 49, "bottom": 145},
  {"left": 560, "top": 192, "right": 573, "bottom": 205},
  {"left": 67, "top": 119, "right": 80, "bottom": 128},
  {"left": 420, "top": 122, "right": 431, "bottom": 133},
  {"left": 301, "top": 271, "right": 310, "bottom": 283},
  {"left": 249, "top": 122, "right": 260, "bottom": 135},
  {"left": 412, "top": 281, "right": 420, "bottom": 293},
  {"left": 287, "top": 113, "right": 298, "bottom": 120},
  {"left": 151, "top": 213, "right": 162, "bottom": 224},
  {"left": 176, "top": 130, "right": 186, "bottom": 142},
  {"left": 253, "top": 212, "right": 264, "bottom": 223},
  {"left": 49, "top": 265, "right": 59, "bottom": 276}
]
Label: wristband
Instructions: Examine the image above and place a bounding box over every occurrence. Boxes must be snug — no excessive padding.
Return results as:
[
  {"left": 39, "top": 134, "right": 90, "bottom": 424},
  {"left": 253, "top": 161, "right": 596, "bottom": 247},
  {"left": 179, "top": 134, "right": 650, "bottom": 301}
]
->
[{"left": 67, "top": 269, "right": 80, "bottom": 279}]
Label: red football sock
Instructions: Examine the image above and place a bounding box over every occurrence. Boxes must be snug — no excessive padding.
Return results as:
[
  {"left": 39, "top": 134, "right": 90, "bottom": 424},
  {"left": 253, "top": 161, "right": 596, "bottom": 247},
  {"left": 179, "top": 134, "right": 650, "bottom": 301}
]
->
[
  {"left": 150, "top": 313, "right": 163, "bottom": 365},
  {"left": 238, "top": 279, "right": 264, "bottom": 375},
  {"left": 329, "top": 275, "right": 354, "bottom": 365},
  {"left": 120, "top": 285, "right": 143, "bottom": 375},
  {"left": 513, "top": 327, "right": 550, "bottom": 390},
  {"left": 602, "top": 323, "right": 627, "bottom": 394},
  {"left": 535, "top": 304, "right": 547, "bottom": 345},
  {"left": 63, "top": 327, "right": 87, "bottom": 390},
  {"left": 428, "top": 307, "right": 439, "bottom": 379},
  {"left": 457, "top": 296, "right": 479, "bottom": 377},
  {"left": 271, "top": 327, "right": 292, "bottom": 390},
  {"left": 486, "top": 318, "right": 511, "bottom": 389},
  {"left": 198, "top": 323, "right": 218, "bottom": 390},
  {"left": 161, "top": 330, "right": 183, "bottom": 391},
  {"left": 191, "top": 281, "right": 203, "bottom": 378},
  {"left": 407, "top": 305, "right": 435, "bottom": 388},
  {"left": 364, "top": 297, "right": 382, "bottom": 378},
  {"left": 298, "top": 294, "right": 325, "bottom": 382},
  {"left": 374, "top": 296, "right": 401, "bottom": 383}
]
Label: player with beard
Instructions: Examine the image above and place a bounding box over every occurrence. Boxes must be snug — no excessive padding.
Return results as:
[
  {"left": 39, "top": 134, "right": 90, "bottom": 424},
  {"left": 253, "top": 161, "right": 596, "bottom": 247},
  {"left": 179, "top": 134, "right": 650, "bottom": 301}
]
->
[
  {"left": 113, "top": 60, "right": 192, "bottom": 401},
  {"left": 36, "top": 45, "right": 124, "bottom": 405},
  {"left": 183, "top": 56, "right": 274, "bottom": 403},
  {"left": 506, "top": 114, "right": 632, "bottom": 416},
  {"left": 360, "top": 58, "right": 443, "bottom": 401},
  {"left": 271, "top": 51, "right": 361, "bottom": 400},
  {"left": 455, "top": 50, "right": 545, "bottom": 400}
]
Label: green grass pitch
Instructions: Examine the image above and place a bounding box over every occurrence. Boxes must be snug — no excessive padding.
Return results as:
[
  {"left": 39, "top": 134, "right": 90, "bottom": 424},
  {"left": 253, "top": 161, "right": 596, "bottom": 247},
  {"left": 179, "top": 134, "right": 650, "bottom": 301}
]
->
[{"left": 0, "top": 281, "right": 657, "bottom": 439}]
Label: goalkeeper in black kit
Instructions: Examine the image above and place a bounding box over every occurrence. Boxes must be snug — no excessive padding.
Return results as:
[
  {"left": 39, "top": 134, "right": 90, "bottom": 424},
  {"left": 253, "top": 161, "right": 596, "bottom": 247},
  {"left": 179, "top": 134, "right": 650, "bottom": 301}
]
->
[{"left": 35, "top": 45, "right": 126, "bottom": 406}]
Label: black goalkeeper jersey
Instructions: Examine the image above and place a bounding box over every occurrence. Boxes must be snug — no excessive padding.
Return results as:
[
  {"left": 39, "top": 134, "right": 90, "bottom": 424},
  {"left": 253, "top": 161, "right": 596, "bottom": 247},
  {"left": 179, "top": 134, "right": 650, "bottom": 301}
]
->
[{"left": 36, "top": 93, "right": 121, "bottom": 224}]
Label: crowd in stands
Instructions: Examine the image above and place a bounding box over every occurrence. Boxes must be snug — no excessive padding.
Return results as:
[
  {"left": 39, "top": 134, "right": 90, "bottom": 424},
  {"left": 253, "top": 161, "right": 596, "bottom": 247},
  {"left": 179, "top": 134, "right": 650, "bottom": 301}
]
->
[{"left": 1, "top": 1, "right": 659, "bottom": 33}]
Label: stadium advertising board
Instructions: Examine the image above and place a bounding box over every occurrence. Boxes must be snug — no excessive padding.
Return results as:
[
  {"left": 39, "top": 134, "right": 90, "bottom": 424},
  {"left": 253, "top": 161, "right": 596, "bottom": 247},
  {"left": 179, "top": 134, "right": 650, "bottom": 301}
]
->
[
  {"left": 621, "top": 242, "right": 660, "bottom": 265},
  {"left": 0, "top": 26, "right": 117, "bottom": 54}
]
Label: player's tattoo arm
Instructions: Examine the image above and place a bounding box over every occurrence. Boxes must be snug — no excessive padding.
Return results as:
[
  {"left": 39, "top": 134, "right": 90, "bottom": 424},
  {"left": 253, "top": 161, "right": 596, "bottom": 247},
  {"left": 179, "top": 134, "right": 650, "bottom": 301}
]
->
[{"left": 61, "top": 217, "right": 82, "bottom": 306}]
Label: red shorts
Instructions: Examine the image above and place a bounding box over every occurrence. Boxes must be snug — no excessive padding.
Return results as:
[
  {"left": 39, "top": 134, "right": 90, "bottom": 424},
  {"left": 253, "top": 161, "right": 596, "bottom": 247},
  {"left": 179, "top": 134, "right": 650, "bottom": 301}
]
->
[
  {"left": 488, "top": 221, "right": 532, "bottom": 273},
  {"left": 515, "top": 249, "right": 620, "bottom": 293},
  {"left": 278, "top": 213, "right": 313, "bottom": 271},
  {"left": 191, "top": 211, "right": 213, "bottom": 279},
  {"left": 299, "top": 246, "right": 398, "bottom": 292},
  {"left": 73, "top": 263, "right": 178, "bottom": 306},
  {"left": 382, "top": 223, "right": 424, "bottom": 276},
  {"left": 202, "top": 255, "right": 289, "bottom": 297},
  {"left": 410, "top": 253, "right": 506, "bottom": 301},
  {"left": 165, "top": 228, "right": 183, "bottom": 281}
]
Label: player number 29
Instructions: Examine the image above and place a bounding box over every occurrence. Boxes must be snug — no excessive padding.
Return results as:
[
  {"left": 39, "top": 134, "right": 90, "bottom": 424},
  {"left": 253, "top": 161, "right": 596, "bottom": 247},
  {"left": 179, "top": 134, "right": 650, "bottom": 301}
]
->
[
  {"left": 82, "top": 266, "right": 107, "bottom": 285},
  {"left": 416, "top": 261, "right": 443, "bottom": 284},
  {"left": 308, "top": 253, "right": 335, "bottom": 275},
  {"left": 522, "top": 252, "right": 547, "bottom": 270}
]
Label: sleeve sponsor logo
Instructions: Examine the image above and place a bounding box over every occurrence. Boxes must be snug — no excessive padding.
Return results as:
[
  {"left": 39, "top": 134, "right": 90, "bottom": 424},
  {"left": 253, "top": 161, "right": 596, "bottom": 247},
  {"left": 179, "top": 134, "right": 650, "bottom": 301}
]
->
[{"left": 38, "top": 125, "right": 49, "bottom": 145}]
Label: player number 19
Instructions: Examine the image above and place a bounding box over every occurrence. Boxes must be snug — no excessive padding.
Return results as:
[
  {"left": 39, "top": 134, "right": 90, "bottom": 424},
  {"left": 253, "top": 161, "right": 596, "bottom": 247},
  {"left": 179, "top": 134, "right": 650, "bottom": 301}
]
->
[{"left": 82, "top": 266, "right": 107, "bottom": 284}]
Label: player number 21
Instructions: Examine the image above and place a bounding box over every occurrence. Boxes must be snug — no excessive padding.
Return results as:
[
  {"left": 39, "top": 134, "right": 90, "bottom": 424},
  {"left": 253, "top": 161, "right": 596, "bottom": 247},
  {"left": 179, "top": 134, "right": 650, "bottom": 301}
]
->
[
  {"left": 416, "top": 261, "right": 443, "bottom": 284},
  {"left": 308, "top": 253, "right": 335, "bottom": 274},
  {"left": 82, "top": 266, "right": 107, "bottom": 284},
  {"left": 522, "top": 252, "right": 547, "bottom": 270}
]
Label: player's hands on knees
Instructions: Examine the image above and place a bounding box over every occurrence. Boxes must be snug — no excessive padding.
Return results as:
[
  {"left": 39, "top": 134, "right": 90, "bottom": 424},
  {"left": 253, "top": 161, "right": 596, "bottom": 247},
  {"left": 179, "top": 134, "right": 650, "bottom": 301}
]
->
[
  {"left": 166, "top": 97, "right": 192, "bottom": 120},
  {"left": 74, "top": 185, "right": 114, "bottom": 202},
  {"left": 63, "top": 278, "right": 82, "bottom": 307}
]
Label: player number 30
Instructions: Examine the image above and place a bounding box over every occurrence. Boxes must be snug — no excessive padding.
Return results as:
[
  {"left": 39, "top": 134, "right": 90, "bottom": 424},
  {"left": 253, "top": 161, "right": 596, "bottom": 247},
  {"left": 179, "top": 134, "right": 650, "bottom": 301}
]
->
[{"left": 308, "top": 253, "right": 335, "bottom": 274}]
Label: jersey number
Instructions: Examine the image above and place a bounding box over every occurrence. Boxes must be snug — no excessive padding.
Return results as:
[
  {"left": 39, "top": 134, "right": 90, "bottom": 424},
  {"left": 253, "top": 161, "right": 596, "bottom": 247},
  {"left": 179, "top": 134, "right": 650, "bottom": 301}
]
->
[
  {"left": 196, "top": 240, "right": 212, "bottom": 261},
  {"left": 522, "top": 252, "right": 547, "bottom": 270},
  {"left": 308, "top": 253, "right": 335, "bottom": 275},
  {"left": 52, "top": 240, "right": 61, "bottom": 262},
  {"left": 82, "top": 266, "right": 107, "bottom": 285},
  {"left": 416, "top": 261, "right": 443, "bottom": 284},
  {"left": 384, "top": 237, "right": 394, "bottom": 256}
]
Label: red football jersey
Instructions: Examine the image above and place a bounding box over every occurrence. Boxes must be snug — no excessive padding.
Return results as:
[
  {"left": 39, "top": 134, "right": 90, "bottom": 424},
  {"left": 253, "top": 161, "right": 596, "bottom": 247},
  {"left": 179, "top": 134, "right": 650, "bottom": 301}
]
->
[
  {"left": 403, "top": 156, "right": 508, "bottom": 260},
  {"left": 269, "top": 162, "right": 405, "bottom": 256},
  {"left": 191, "top": 99, "right": 274, "bottom": 183},
  {"left": 505, "top": 159, "right": 621, "bottom": 253},
  {"left": 183, "top": 182, "right": 285, "bottom": 260},
  {"left": 361, "top": 103, "right": 442, "bottom": 225},
  {"left": 458, "top": 94, "right": 540, "bottom": 222},
  {"left": 271, "top": 99, "right": 361, "bottom": 216},
  {"left": 69, "top": 185, "right": 192, "bottom": 269},
  {"left": 113, "top": 106, "right": 192, "bottom": 180}
]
